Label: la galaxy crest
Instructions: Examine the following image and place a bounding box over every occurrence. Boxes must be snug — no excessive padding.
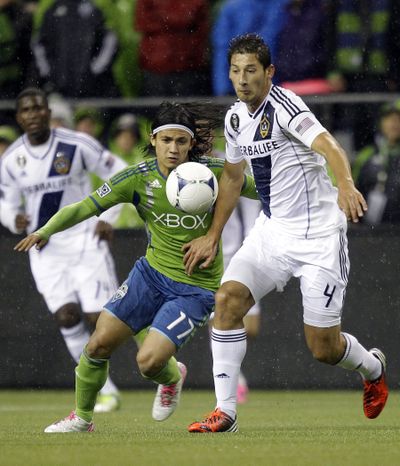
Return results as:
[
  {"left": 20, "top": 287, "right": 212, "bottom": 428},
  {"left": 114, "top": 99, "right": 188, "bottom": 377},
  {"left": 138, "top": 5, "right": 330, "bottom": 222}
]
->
[
  {"left": 53, "top": 151, "right": 71, "bottom": 175},
  {"left": 230, "top": 113, "right": 240, "bottom": 132},
  {"left": 253, "top": 102, "right": 275, "bottom": 141},
  {"left": 260, "top": 113, "right": 270, "bottom": 139}
]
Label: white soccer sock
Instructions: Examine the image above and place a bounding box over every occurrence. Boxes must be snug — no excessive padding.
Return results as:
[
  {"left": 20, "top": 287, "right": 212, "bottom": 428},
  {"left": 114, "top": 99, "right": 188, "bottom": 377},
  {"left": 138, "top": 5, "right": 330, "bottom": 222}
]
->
[
  {"left": 336, "top": 333, "right": 382, "bottom": 381},
  {"left": 60, "top": 321, "right": 118, "bottom": 395},
  {"left": 211, "top": 327, "right": 247, "bottom": 419},
  {"left": 60, "top": 321, "right": 90, "bottom": 363}
]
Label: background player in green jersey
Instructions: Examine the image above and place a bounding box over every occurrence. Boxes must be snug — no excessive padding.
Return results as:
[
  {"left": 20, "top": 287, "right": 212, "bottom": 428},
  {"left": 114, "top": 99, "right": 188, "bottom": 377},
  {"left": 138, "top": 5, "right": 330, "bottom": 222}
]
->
[{"left": 15, "top": 101, "right": 258, "bottom": 433}]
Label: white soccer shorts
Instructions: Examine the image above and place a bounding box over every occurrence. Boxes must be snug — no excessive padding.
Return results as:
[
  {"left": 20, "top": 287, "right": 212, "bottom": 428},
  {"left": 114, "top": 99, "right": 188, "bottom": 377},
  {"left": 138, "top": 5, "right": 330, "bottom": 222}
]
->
[
  {"left": 222, "top": 213, "right": 349, "bottom": 328},
  {"left": 29, "top": 239, "right": 119, "bottom": 313},
  {"left": 221, "top": 197, "right": 262, "bottom": 317}
]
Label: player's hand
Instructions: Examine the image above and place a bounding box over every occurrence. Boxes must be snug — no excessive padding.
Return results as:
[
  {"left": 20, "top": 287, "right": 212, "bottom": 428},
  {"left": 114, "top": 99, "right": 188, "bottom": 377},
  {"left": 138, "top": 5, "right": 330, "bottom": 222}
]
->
[
  {"left": 182, "top": 234, "right": 219, "bottom": 276},
  {"left": 337, "top": 183, "right": 367, "bottom": 223},
  {"left": 94, "top": 220, "right": 113, "bottom": 243},
  {"left": 15, "top": 214, "right": 30, "bottom": 231},
  {"left": 14, "top": 233, "right": 48, "bottom": 252}
]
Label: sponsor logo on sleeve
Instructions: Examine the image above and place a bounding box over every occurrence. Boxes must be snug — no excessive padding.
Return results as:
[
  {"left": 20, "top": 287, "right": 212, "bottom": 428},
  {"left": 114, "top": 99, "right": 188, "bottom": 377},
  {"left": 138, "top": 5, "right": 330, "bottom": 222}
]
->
[{"left": 96, "top": 182, "right": 111, "bottom": 197}]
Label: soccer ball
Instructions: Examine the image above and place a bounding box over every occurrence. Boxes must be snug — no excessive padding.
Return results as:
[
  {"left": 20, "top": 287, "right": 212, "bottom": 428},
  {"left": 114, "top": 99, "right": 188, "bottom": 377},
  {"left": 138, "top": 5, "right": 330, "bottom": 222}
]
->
[{"left": 166, "top": 162, "right": 218, "bottom": 214}]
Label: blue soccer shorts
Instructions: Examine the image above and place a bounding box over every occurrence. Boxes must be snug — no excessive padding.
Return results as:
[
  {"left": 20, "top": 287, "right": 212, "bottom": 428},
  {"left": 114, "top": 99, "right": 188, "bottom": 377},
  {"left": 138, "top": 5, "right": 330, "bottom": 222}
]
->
[{"left": 104, "top": 257, "right": 215, "bottom": 347}]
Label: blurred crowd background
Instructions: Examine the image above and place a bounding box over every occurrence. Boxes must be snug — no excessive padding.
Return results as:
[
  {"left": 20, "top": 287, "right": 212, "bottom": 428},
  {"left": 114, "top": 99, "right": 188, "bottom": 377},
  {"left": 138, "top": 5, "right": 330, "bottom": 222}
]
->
[
  {"left": 1, "top": 0, "right": 400, "bottom": 227},
  {"left": 1, "top": 0, "right": 400, "bottom": 392}
]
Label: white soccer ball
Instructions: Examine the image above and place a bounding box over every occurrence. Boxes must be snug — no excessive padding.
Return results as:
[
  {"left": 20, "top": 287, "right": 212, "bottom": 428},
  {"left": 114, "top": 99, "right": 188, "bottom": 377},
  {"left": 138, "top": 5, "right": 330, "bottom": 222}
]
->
[{"left": 166, "top": 161, "right": 219, "bottom": 214}]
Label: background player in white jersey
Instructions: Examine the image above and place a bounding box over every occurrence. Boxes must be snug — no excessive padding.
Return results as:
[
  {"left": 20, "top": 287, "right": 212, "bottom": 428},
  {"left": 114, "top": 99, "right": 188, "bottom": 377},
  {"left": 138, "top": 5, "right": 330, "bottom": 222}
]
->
[
  {"left": 185, "top": 34, "right": 388, "bottom": 433},
  {"left": 0, "top": 88, "right": 126, "bottom": 413},
  {"left": 14, "top": 101, "right": 258, "bottom": 433}
]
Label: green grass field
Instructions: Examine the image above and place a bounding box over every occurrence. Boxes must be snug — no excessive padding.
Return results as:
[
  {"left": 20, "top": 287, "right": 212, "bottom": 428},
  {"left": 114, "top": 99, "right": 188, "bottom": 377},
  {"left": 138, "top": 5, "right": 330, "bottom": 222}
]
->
[{"left": 0, "top": 389, "right": 398, "bottom": 466}]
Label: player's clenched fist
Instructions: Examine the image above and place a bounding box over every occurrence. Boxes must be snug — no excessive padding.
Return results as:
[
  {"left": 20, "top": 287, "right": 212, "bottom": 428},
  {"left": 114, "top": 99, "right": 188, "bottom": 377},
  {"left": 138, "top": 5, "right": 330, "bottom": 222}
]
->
[{"left": 14, "top": 233, "right": 48, "bottom": 252}]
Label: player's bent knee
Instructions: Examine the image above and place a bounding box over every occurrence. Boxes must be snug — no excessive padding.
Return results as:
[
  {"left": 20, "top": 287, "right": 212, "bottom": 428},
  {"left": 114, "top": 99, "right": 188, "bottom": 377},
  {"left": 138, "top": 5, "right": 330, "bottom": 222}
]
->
[
  {"left": 86, "top": 334, "right": 113, "bottom": 359},
  {"left": 136, "top": 350, "right": 164, "bottom": 377},
  {"left": 305, "top": 326, "right": 343, "bottom": 365},
  {"left": 308, "top": 343, "right": 342, "bottom": 365},
  {"left": 215, "top": 282, "right": 252, "bottom": 322},
  {"left": 55, "top": 303, "right": 81, "bottom": 328}
]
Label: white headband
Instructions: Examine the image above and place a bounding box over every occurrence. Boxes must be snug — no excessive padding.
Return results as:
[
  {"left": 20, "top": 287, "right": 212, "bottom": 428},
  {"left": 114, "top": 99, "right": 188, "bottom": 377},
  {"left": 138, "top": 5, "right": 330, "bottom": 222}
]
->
[{"left": 152, "top": 124, "right": 194, "bottom": 138}]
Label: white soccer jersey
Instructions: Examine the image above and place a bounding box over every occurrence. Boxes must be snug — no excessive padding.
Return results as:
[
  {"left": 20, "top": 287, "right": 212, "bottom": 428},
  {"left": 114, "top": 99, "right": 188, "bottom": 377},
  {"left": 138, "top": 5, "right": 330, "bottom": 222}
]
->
[
  {"left": 224, "top": 85, "right": 346, "bottom": 238},
  {"left": 0, "top": 128, "right": 126, "bottom": 249}
]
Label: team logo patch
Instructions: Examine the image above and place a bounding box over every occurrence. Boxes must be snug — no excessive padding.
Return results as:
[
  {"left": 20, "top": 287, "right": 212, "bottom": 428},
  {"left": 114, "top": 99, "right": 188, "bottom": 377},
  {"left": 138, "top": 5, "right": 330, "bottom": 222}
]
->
[
  {"left": 111, "top": 283, "right": 128, "bottom": 302},
  {"left": 17, "top": 154, "right": 27, "bottom": 168},
  {"left": 96, "top": 182, "right": 111, "bottom": 197},
  {"left": 230, "top": 113, "right": 240, "bottom": 132},
  {"left": 260, "top": 114, "right": 270, "bottom": 139},
  {"left": 53, "top": 152, "right": 71, "bottom": 174}
]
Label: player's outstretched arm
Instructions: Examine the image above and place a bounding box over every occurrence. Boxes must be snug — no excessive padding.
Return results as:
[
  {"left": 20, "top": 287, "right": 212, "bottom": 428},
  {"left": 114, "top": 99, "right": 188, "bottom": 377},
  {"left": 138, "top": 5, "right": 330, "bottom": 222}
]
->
[
  {"left": 312, "top": 131, "right": 367, "bottom": 222},
  {"left": 14, "top": 233, "right": 48, "bottom": 252},
  {"left": 14, "top": 198, "right": 98, "bottom": 252},
  {"left": 182, "top": 161, "right": 245, "bottom": 275}
]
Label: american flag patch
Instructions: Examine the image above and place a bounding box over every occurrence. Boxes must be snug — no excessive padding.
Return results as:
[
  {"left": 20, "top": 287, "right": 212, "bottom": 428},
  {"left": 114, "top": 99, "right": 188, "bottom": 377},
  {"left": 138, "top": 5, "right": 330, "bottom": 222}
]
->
[{"left": 295, "top": 117, "right": 314, "bottom": 135}]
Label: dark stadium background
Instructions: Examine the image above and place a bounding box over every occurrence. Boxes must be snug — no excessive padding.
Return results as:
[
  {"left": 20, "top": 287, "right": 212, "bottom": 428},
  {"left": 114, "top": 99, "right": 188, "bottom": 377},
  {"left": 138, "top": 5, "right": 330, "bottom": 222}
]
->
[{"left": 1, "top": 222, "right": 399, "bottom": 390}]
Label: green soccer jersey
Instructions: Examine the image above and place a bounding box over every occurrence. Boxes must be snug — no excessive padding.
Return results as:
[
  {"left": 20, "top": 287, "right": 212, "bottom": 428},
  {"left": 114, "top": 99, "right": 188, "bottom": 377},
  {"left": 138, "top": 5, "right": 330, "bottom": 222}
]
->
[
  {"left": 39, "top": 155, "right": 258, "bottom": 292},
  {"left": 91, "top": 155, "right": 258, "bottom": 291}
]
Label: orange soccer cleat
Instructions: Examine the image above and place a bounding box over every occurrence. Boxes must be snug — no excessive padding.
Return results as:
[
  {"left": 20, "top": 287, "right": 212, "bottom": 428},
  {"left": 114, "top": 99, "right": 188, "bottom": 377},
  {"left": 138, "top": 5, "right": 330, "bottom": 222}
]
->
[
  {"left": 188, "top": 408, "right": 238, "bottom": 433},
  {"left": 363, "top": 348, "right": 389, "bottom": 419}
]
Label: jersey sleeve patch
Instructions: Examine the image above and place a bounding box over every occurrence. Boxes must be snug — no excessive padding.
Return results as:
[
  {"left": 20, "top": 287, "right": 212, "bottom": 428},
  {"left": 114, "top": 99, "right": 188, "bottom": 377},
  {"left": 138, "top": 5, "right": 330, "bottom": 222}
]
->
[
  {"left": 295, "top": 116, "right": 315, "bottom": 136},
  {"left": 96, "top": 182, "right": 112, "bottom": 198}
]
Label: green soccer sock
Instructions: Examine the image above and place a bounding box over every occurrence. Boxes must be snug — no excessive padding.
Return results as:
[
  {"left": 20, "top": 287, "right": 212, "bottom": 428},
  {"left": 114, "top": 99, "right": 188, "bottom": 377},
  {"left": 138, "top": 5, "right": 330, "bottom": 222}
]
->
[
  {"left": 75, "top": 348, "right": 109, "bottom": 422},
  {"left": 141, "top": 356, "right": 181, "bottom": 386},
  {"left": 133, "top": 327, "right": 149, "bottom": 348},
  {"left": 134, "top": 327, "right": 180, "bottom": 385}
]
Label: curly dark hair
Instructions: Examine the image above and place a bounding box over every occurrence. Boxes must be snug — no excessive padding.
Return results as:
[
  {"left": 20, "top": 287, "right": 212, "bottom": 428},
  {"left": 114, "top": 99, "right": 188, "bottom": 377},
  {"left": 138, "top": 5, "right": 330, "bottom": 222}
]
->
[
  {"left": 228, "top": 33, "right": 272, "bottom": 69},
  {"left": 147, "top": 101, "right": 224, "bottom": 158}
]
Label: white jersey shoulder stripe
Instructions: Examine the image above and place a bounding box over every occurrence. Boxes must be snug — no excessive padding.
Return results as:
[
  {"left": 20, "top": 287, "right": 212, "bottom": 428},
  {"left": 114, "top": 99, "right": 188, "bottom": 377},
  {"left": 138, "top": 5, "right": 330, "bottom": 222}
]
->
[
  {"left": 53, "top": 128, "right": 103, "bottom": 154},
  {"left": 270, "top": 86, "right": 302, "bottom": 117}
]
